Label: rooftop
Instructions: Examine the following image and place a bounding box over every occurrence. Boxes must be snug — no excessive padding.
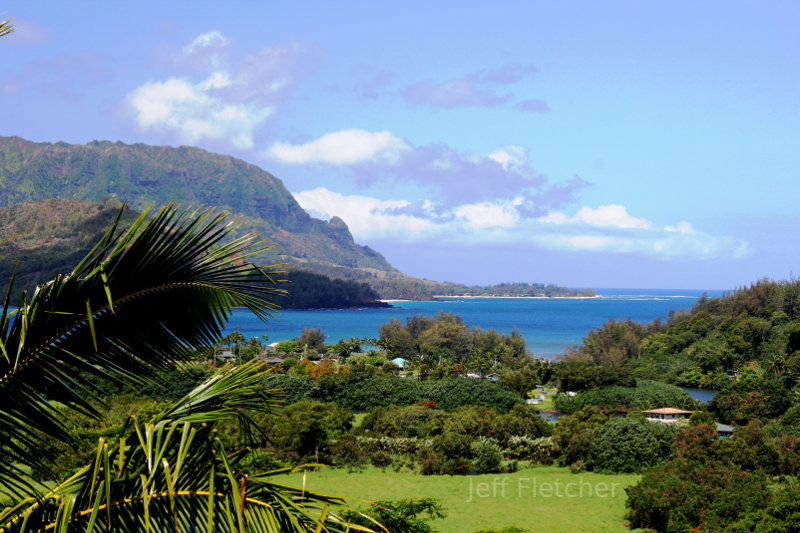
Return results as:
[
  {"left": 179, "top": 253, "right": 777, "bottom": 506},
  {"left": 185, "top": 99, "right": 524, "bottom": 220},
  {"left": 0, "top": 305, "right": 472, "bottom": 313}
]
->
[{"left": 643, "top": 408, "right": 693, "bottom": 415}]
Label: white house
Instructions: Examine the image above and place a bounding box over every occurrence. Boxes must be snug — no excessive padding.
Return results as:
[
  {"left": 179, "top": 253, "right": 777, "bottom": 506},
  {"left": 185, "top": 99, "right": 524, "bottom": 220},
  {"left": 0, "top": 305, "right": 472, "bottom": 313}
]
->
[{"left": 643, "top": 407, "right": 693, "bottom": 423}]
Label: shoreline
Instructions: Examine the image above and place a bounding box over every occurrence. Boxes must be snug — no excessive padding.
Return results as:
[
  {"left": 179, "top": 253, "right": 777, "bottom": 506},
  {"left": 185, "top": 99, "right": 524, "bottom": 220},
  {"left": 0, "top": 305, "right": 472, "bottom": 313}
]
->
[
  {"left": 380, "top": 295, "right": 601, "bottom": 303},
  {"left": 434, "top": 294, "right": 601, "bottom": 300}
]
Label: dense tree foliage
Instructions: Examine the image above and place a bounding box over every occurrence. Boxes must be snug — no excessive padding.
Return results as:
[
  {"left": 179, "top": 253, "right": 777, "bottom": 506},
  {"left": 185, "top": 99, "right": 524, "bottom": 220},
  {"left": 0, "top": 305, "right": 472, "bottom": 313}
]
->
[
  {"left": 282, "top": 268, "right": 389, "bottom": 309},
  {"left": 592, "top": 417, "right": 675, "bottom": 473},
  {"left": 378, "top": 312, "right": 528, "bottom": 368},
  {"left": 553, "top": 379, "right": 694, "bottom": 414},
  {"left": 570, "top": 279, "right": 800, "bottom": 390},
  {"left": 269, "top": 372, "right": 523, "bottom": 412}
]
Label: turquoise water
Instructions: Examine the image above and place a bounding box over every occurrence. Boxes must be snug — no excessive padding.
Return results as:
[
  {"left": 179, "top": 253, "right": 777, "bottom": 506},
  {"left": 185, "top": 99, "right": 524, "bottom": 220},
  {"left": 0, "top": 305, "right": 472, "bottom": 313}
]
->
[{"left": 223, "top": 288, "right": 718, "bottom": 359}]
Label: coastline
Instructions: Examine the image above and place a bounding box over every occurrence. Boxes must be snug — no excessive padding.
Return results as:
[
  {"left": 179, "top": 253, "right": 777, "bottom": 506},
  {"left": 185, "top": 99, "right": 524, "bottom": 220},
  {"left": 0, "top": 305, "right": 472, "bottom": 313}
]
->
[
  {"left": 380, "top": 295, "right": 601, "bottom": 303},
  {"left": 433, "top": 294, "right": 601, "bottom": 300}
]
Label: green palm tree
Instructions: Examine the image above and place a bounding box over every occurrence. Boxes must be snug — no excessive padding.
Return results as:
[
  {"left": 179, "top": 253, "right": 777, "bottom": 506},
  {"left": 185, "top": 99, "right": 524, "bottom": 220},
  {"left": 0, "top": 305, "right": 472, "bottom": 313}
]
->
[{"left": 0, "top": 204, "right": 377, "bottom": 532}]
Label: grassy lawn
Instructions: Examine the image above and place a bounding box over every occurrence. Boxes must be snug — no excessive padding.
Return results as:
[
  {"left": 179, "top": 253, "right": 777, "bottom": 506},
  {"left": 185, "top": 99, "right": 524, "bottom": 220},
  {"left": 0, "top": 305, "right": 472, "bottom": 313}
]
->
[
  {"left": 278, "top": 466, "right": 641, "bottom": 532},
  {"left": 531, "top": 387, "right": 558, "bottom": 411}
]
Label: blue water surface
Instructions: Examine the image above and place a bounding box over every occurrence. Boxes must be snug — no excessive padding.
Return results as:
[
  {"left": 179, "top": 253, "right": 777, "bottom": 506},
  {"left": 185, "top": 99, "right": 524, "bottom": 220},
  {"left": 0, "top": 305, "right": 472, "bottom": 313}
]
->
[{"left": 223, "top": 288, "right": 720, "bottom": 359}]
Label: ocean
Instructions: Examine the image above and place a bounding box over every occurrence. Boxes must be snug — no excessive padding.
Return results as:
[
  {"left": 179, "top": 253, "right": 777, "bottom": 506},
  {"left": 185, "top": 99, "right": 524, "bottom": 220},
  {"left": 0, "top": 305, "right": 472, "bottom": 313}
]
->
[{"left": 222, "top": 288, "right": 719, "bottom": 359}]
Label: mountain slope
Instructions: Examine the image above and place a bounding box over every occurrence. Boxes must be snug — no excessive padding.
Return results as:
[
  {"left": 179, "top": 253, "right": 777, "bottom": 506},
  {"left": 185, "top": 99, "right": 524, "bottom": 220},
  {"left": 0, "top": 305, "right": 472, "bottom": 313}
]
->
[
  {"left": 0, "top": 198, "right": 389, "bottom": 308},
  {"left": 0, "top": 136, "right": 396, "bottom": 273},
  {"left": 0, "top": 197, "right": 137, "bottom": 292}
]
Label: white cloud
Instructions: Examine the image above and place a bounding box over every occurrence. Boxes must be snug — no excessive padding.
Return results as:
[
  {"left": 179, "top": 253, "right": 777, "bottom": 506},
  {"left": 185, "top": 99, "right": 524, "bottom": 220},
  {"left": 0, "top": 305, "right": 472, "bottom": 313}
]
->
[
  {"left": 575, "top": 205, "right": 651, "bottom": 229},
  {"left": 537, "top": 211, "right": 570, "bottom": 224},
  {"left": 125, "top": 32, "right": 309, "bottom": 150},
  {"left": 293, "top": 187, "right": 435, "bottom": 240},
  {"left": 126, "top": 77, "right": 272, "bottom": 149},
  {"left": 293, "top": 190, "right": 750, "bottom": 261},
  {"left": 453, "top": 201, "right": 518, "bottom": 229},
  {"left": 541, "top": 204, "right": 652, "bottom": 229},
  {"left": 184, "top": 31, "right": 229, "bottom": 54},
  {"left": 665, "top": 221, "right": 694, "bottom": 234},
  {"left": 266, "top": 129, "right": 409, "bottom": 165},
  {"left": 488, "top": 145, "right": 529, "bottom": 171}
]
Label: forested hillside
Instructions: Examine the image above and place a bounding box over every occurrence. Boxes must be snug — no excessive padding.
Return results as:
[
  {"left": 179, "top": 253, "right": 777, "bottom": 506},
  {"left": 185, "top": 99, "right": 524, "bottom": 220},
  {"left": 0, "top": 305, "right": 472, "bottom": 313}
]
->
[
  {"left": 0, "top": 198, "right": 136, "bottom": 291},
  {"left": 563, "top": 278, "right": 800, "bottom": 390},
  {"left": 0, "top": 198, "right": 387, "bottom": 308},
  {"left": 0, "top": 136, "right": 396, "bottom": 274}
]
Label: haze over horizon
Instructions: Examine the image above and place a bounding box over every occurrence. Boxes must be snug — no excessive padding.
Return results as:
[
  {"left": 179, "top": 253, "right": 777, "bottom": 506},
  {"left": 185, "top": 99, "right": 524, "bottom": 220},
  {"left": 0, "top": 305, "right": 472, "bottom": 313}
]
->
[{"left": 2, "top": 2, "right": 798, "bottom": 290}]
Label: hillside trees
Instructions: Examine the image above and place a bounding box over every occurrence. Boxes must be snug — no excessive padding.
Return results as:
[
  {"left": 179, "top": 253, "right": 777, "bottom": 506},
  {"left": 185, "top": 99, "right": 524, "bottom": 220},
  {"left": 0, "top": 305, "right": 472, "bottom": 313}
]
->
[
  {"left": 568, "top": 279, "right": 800, "bottom": 391},
  {"left": 378, "top": 312, "right": 529, "bottom": 370}
]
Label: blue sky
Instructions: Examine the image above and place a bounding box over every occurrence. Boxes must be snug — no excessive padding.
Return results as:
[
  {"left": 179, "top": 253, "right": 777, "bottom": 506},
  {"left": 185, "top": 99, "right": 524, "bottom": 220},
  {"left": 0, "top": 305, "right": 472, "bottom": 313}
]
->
[{"left": 2, "top": 2, "right": 799, "bottom": 290}]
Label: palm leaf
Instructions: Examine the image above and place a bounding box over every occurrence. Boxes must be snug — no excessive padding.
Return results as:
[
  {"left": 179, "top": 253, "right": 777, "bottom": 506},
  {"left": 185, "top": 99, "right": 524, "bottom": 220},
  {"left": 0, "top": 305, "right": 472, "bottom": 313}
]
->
[
  {"left": 0, "top": 204, "right": 286, "bottom": 496},
  {"left": 0, "top": 19, "right": 13, "bottom": 38},
  {"left": 0, "top": 362, "right": 379, "bottom": 533}
]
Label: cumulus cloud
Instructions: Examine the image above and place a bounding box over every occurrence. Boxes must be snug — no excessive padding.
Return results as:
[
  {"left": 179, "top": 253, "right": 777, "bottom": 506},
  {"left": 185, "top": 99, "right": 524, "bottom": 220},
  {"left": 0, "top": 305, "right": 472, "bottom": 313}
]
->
[
  {"left": 293, "top": 188, "right": 750, "bottom": 261},
  {"left": 126, "top": 77, "right": 273, "bottom": 149},
  {"left": 453, "top": 200, "right": 520, "bottom": 229},
  {"left": 266, "top": 130, "right": 562, "bottom": 208},
  {"left": 266, "top": 129, "right": 409, "bottom": 165},
  {"left": 293, "top": 187, "right": 436, "bottom": 240},
  {"left": 125, "top": 31, "right": 311, "bottom": 150}
]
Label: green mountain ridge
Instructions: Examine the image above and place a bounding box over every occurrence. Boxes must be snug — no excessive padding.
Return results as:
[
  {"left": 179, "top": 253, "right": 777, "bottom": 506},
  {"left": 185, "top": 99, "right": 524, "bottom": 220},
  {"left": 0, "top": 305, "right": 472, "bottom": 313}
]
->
[
  {"left": 0, "top": 135, "right": 396, "bottom": 274},
  {"left": 0, "top": 197, "right": 391, "bottom": 309}
]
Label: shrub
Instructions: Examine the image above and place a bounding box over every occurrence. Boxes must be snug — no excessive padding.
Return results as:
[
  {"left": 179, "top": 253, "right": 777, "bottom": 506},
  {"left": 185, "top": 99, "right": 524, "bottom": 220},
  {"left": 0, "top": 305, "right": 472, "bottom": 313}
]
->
[
  {"left": 471, "top": 437, "right": 503, "bottom": 474},
  {"left": 341, "top": 498, "right": 445, "bottom": 533},
  {"left": 370, "top": 450, "right": 394, "bottom": 469},
  {"left": 554, "top": 379, "right": 694, "bottom": 414},
  {"left": 593, "top": 417, "right": 675, "bottom": 473},
  {"left": 332, "top": 437, "right": 366, "bottom": 467}
]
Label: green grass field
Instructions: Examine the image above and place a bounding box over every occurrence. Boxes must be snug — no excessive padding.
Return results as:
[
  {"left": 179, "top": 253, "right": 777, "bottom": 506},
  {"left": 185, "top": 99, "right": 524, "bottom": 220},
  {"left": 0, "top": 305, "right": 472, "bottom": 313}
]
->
[{"left": 278, "top": 466, "right": 642, "bottom": 532}]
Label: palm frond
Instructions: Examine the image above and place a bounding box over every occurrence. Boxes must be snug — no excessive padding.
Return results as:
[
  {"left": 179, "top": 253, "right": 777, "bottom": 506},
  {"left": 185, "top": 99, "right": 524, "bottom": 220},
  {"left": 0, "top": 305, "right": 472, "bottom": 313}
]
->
[
  {"left": 0, "top": 204, "right": 286, "bottom": 496},
  {"left": 0, "top": 362, "right": 378, "bottom": 533},
  {"left": 0, "top": 19, "right": 13, "bottom": 38}
]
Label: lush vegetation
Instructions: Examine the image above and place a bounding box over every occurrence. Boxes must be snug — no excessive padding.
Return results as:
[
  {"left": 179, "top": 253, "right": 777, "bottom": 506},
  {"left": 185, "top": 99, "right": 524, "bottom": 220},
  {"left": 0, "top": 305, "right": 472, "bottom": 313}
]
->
[
  {"left": 553, "top": 379, "right": 694, "bottom": 414},
  {"left": 563, "top": 279, "right": 800, "bottom": 389},
  {"left": 269, "top": 373, "right": 523, "bottom": 412},
  {"left": 550, "top": 279, "right": 800, "bottom": 532},
  {"left": 281, "top": 268, "right": 388, "bottom": 309},
  {"left": 0, "top": 198, "right": 390, "bottom": 308},
  {"left": 0, "top": 197, "right": 137, "bottom": 292},
  {"left": 4, "top": 147, "right": 796, "bottom": 531}
]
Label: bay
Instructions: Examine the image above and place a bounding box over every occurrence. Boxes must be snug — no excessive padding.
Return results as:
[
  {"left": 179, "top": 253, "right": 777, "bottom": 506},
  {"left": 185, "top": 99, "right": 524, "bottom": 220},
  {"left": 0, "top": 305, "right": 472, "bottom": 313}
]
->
[{"left": 223, "top": 288, "right": 719, "bottom": 359}]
